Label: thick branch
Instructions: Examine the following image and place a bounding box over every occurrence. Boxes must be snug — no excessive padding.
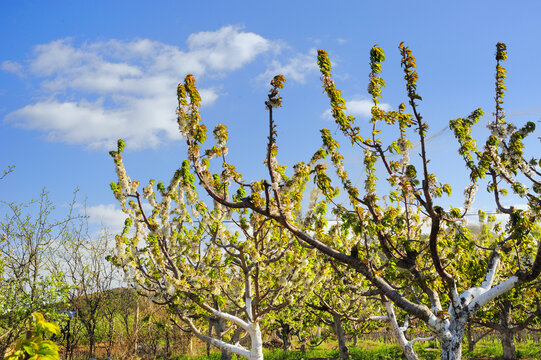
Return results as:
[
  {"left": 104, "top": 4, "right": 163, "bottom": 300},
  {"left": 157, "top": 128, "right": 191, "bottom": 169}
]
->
[
  {"left": 178, "top": 313, "right": 250, "bottom": 358},
  {"left": 428, "top": 214, "right": 458, "bottom": 307},
  {"left": 186, "top": 292, "right": 251, "bottom": 331}
]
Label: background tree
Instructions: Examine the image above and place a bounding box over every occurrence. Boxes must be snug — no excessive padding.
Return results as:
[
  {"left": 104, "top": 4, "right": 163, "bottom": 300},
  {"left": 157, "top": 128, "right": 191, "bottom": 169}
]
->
[
  {"left": 0, "top": 191, "right": 72, "bottom": 357},
  {"left": 305, "top": 260, "right": 372, "bottom": 359},
  {"left": 59, "top": 227, "right": 118, "bottom": 359},
  {"left": 116, "top": 287, "right": 142, "bottom": 358}
]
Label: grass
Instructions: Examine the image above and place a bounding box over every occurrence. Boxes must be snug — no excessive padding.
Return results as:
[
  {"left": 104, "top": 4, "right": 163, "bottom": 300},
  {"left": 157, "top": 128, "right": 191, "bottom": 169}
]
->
[
  {"left": 175, "top": 339, "right": 541, "bottom": 360},
  {"left": 462, "top": 339, "right": 541, "bottom": 359}
]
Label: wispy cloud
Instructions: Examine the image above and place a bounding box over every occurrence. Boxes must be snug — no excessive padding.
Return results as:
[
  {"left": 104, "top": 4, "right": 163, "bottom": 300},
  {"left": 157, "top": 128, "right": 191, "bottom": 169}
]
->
[
  {"left": 3, "top": 26, "right": 273, "bottom": 150},
  {"left": 85, "top": 203, "right": 127, "bottom": 234},
  {"left": 321, "top": 97, "right": 392, "bottom": 120},
  {"left": 1, "top": 60, "right": 24, "bottom": 76},
  {"left": 257, "top": 48, "right": 318, "bottom": 84}
]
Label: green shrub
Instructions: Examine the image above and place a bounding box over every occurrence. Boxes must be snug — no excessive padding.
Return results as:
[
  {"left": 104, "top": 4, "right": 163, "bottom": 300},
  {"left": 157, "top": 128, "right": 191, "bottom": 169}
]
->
[{"left": 5, "top": 313, "right": 60, "bottom": 360}]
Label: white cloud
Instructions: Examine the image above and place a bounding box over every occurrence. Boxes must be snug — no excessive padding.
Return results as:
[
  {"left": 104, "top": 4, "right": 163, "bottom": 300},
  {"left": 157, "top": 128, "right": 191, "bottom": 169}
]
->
[
  {"left": 349, "top": 99, "right": 392, "bottom": 116},
  {"left": 85, "top": 204, "right": 127, "bottom": 234},
  {"left": 258, "top": 48, "right": 318, "bottom": 84},
  {"left": 3, "top": 26, "right": 274, "bottom": 150},
  {"left": 187, "top": 26, "right": 271, "bottom": 71},
  {"left": 1, "top": 60, "right": 24, "bottom": 76},
  {"left": 321, "top": 97, "right": 392, "bottom": 120}
]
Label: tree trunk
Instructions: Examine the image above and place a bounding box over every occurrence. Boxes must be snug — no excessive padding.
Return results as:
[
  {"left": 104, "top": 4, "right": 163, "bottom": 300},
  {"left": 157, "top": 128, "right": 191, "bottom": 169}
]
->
[
  {"left": 106, "top": 314, "right": 114, "bottom": 358},
  {"left": 216, "top": 317, "right": 233, "bottom": 360},
  {"left": 64, "top": 318, "right": 73, "bottom": 360},
  {"left": 499, "top": 300, "right": 517, "bottom": 360},
  {"left": 133, "top": 299, "right": 139, "bottom": 355},
  {"left": 222, "top": 327, "right": 243, "bottom": 360},
  {"left": 466, "top": 322, "right": 474, "bottom": 353},
  {"left": 438, "top": 320, "right": 467, "bottom": 360},
  {"left": 247, "top": 322, "right": 264, "bottom": 360},
  {"left": 501, "top": 331, "right": 516, "bottom": 360},
  {"left": 207, "top": 318, "right": 213, "bottom": 356},
  {"left": 89, "top": 335, "right": 95, "bottom": 359},
  {"left": 186, "top": 316, "right": 261, "bottom": 360},
  {"left": 165, "top": 326, "right": 171, "bottom": 360},
  {"left": 332, "top": 313, "right": 349, "bottom": 359},
  {"left": 221, "top": 348, "right": 233, "bottom": 360},
  {"left": 277, "top": 322, "right": 291, "bottom": 352},
  {"left": 439, "top": 334, "right": 463, "bottom": 360}
]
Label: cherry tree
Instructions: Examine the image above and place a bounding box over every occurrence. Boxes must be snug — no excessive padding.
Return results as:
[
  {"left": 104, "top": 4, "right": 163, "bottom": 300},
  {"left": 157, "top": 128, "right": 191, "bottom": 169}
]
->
[
  {"left": 448, "top": 42, "right": 541, "bottom": 358},
  {"left": 462, "top": 211, "right": 541, "bottom": 359},
  {"left": 304, "top": 259, "right": 374, "bottom": 359},
  {"left": 109, "top": 136, "right": 323, "bottom": 359},
  {"left": 165, "top": 42, "right": 541, "bottom": 360}
]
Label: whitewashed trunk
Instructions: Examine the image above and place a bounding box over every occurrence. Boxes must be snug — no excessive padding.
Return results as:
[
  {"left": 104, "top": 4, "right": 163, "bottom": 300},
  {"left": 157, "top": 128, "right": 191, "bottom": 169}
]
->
[
  {"left": 437, "top": 317, "right": 467, "bottom": 360},
  {"left": 383, "top": 302, "right": 418, "bottom": 360},
  {"left": 247, "top": 322, "right": 264, "bottom": 360},
  {"left": 402, "top": 343, "right": 419, "bottom": 360},
  {"left": 198, "top": 321, "right": 263, "bottom": 360},
  {"left": 439, "top": 335, "right": 463, "bottom": 360}
]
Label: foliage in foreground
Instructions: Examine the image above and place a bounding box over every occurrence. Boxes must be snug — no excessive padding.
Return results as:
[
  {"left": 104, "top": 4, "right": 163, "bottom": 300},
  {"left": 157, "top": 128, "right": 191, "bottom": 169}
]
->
[
  {"left": 0, "top": 191, "right": 73, "bottom": 356},
  {"left": 5, "top": 312, "right": 60, "bottom": 360}
]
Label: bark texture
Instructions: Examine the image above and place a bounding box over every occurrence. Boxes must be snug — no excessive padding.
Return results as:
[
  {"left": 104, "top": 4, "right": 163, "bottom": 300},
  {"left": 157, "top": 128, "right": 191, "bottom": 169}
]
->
[
  {"left": 500, "top": 300, "right": 517, "bottom": 360},
  {"left": 332, "top": 313, "right": 349, "bottom": 359},
  {"left": 383, "top": 302, "right": 419, "bottom": 360}
]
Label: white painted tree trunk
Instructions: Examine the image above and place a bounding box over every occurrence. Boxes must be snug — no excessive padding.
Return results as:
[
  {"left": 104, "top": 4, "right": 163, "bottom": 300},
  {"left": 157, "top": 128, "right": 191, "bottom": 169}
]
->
[
  {"left": 383, "top": 301, "right": 419, "bottom": 360},
  {"left": 182, "top": 311, "right": 264, "bottom": 360},
  {"left": 195, "top": 322, "right": 263, "bottom": 360},
  {"left": 432, "top": 312, "right": 468, "bottom": 360},
  {"left": 425, "top": 253, "right": 526, "bottom": 360},
  {"left": 247, "top": 322, "right": 264, "bottom": 360},
  {"left": 438, "top": 327, "right": 464, "bottom": 360}
]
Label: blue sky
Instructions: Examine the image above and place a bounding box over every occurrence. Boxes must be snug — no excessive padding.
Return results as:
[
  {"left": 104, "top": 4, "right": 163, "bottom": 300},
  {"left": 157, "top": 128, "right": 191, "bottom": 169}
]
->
[{"left": 1, "top": 0, "right": 540, "bottom": 232}]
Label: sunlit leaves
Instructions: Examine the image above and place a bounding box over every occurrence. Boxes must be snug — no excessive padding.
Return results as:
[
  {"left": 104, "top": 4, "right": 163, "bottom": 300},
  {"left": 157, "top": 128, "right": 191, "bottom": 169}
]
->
[{"left": 5, "top": 313, "right": 60, "bottom": 360}]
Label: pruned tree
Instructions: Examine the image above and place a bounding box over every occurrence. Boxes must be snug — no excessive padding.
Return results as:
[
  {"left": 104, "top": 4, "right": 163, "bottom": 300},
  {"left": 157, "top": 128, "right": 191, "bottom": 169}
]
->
[
  {"left": 109, "top": 134, "right": 323, "bottom": 359},
  {"left": 308, "top": 260, "right": 434, "bottom": 360},
  {"left": 140, "top": 41, "right": 541, "bottom": 360},
  {"left": 473, "top": 285, "right": 541, "bottom": 360},
  {"left": 464, "top": 211, "right": 541, "bottom": 359},
  {"left": 108, "top": 287, "right": 141, "bottom": 358},
  {"left": 268, "top": 295, "right": 321, "bottom": 354}
]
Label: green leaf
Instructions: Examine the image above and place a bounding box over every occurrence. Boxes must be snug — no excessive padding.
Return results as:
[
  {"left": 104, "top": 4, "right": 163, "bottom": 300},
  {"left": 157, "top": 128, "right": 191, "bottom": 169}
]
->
[
  {"left": 23, "top": 342, "right": 37, "bottom": 356},
  {"left": 443, "top": 184, "right": 452, "bottom": 196},
  {"left": 42, "top": 322, "right": 60, "bottom": 336}
]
